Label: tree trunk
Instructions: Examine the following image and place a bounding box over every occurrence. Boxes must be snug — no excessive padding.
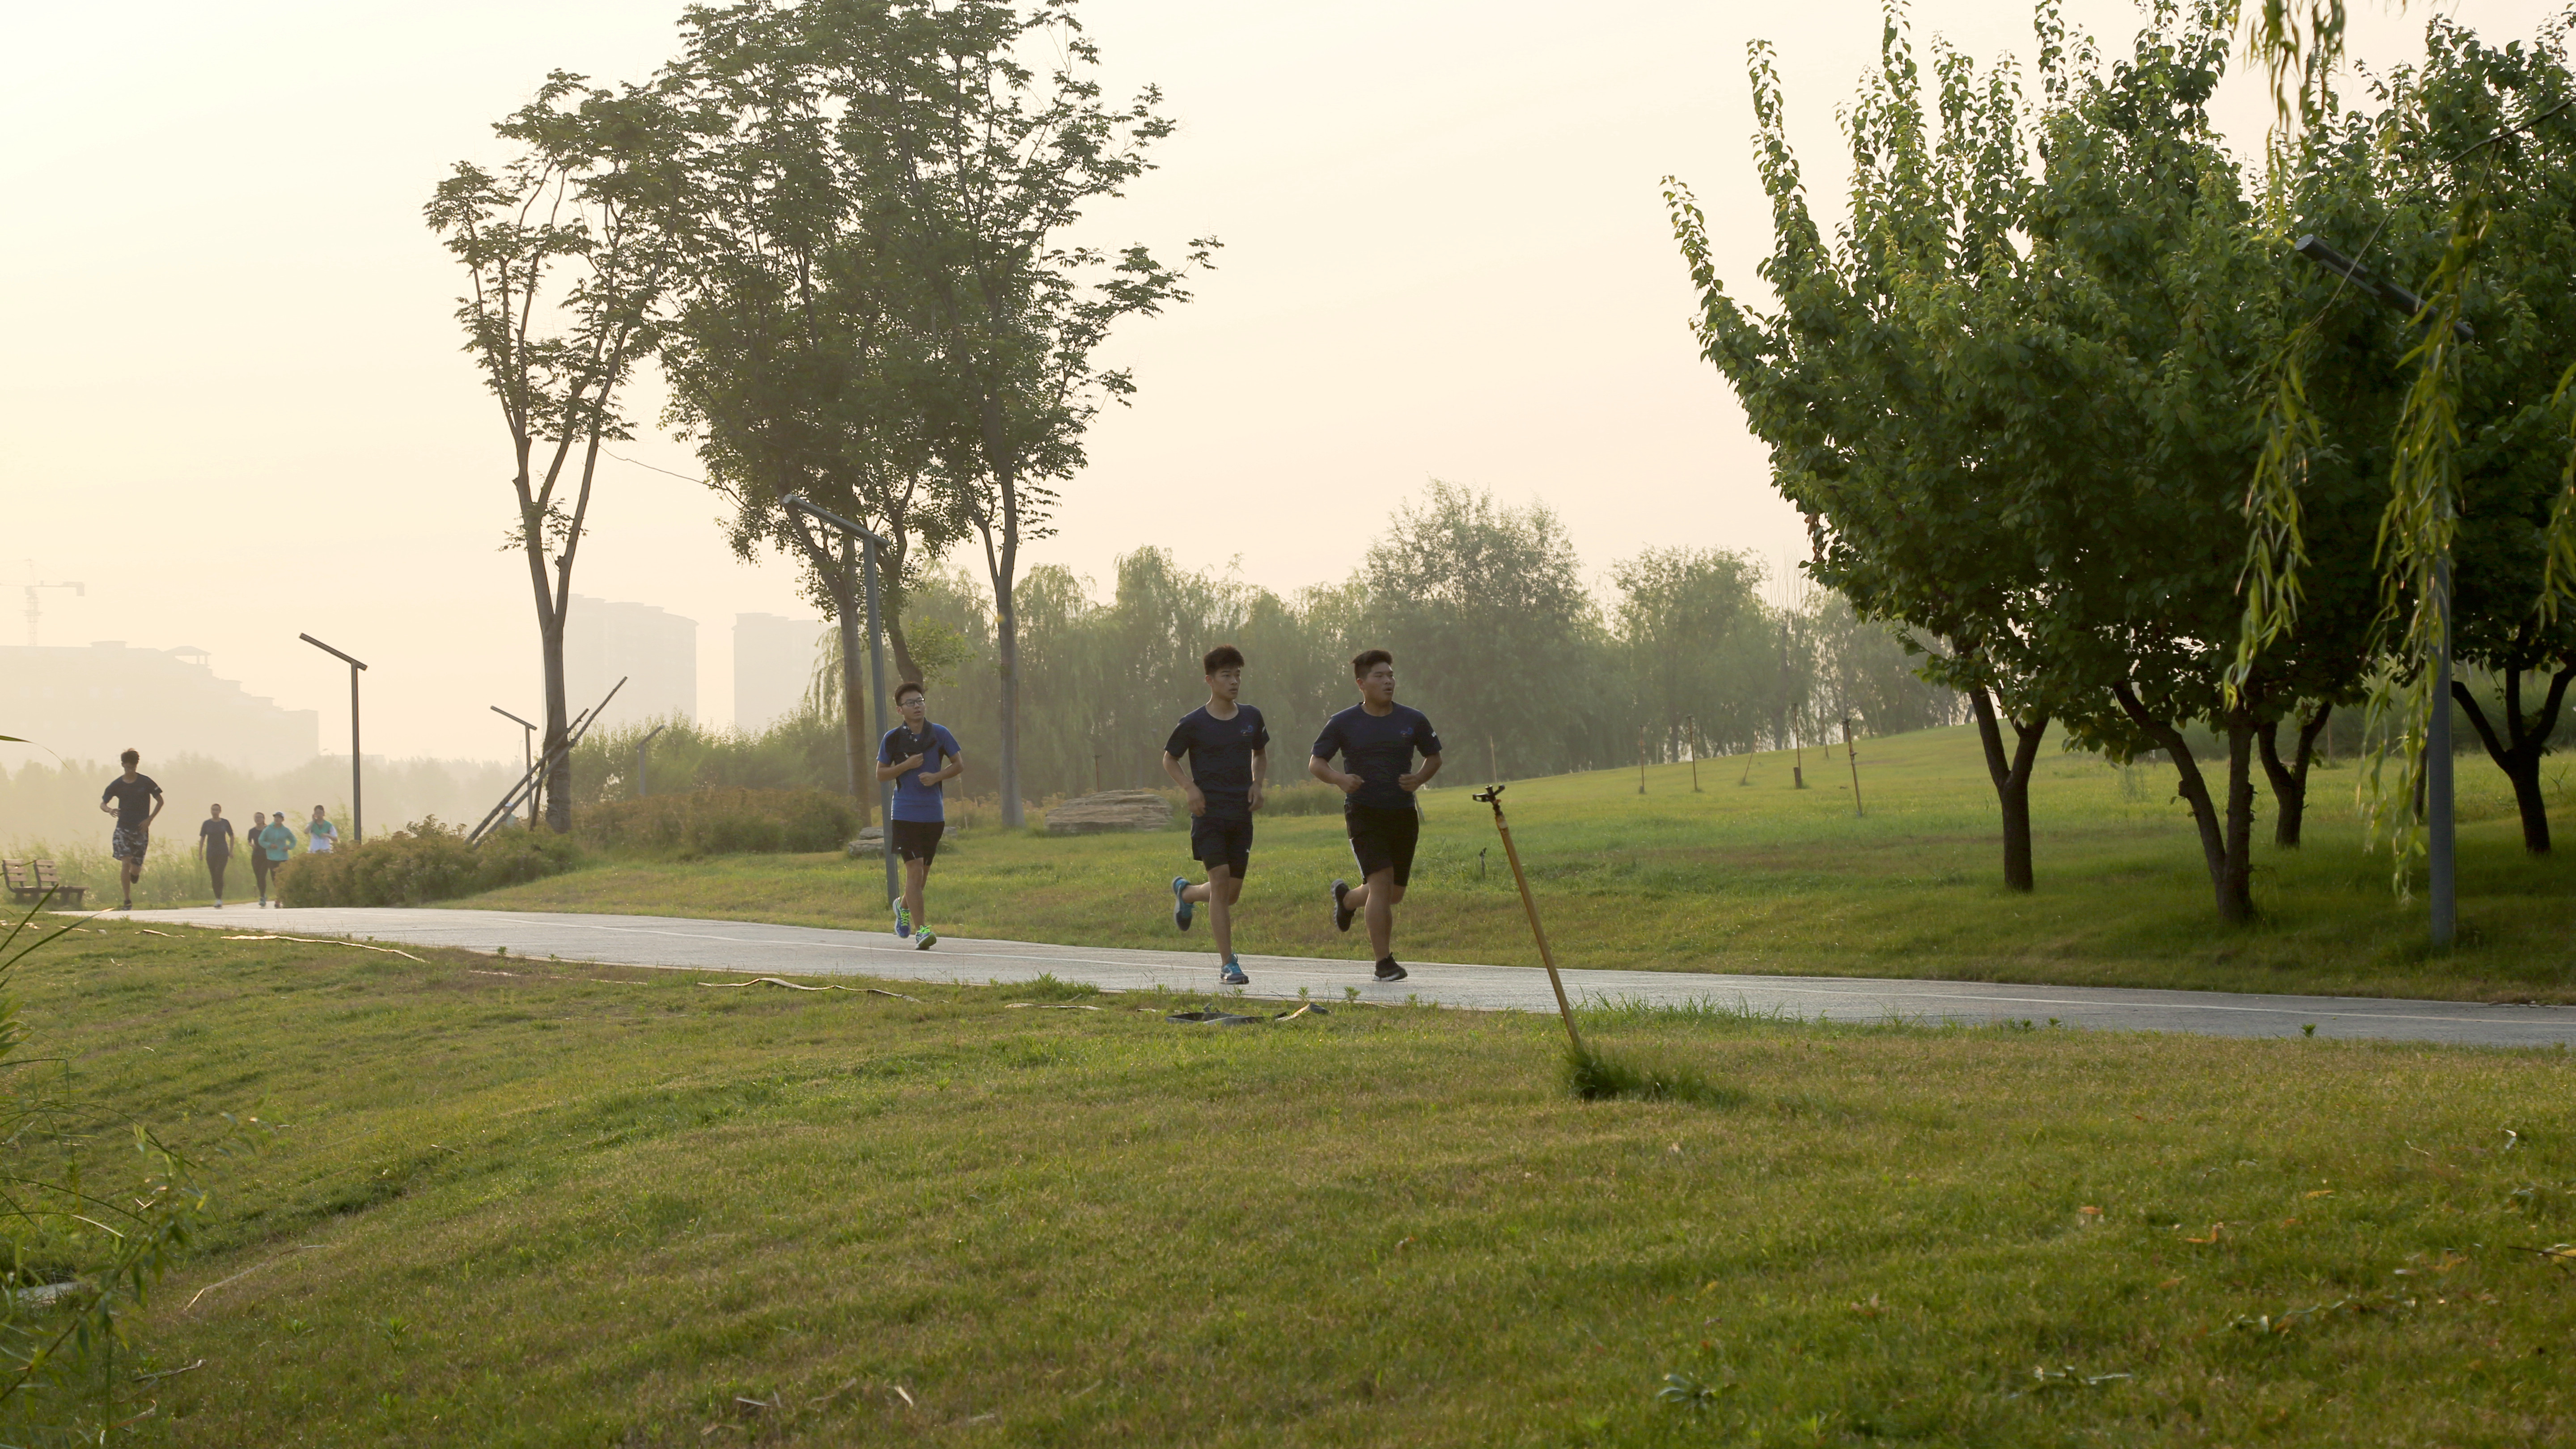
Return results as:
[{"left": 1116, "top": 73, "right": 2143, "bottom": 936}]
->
[
  {"left": 2453, "top": 663, "right": 2571, "bottom": 854},
  {"left": 2220, "top": 712, "right": 2257, "bottom": 921},
  {"left": 540, "top": 609, "right": 572, "bottom": 834},
  {"left": 2256, "top": 702, "right": 2330, "bottom": 847},
  {"left": 1968, "top": 686, "right": 2046, "bottom": 892},
  {"left": 994, "top": 571, "right": 1022, "bottom": 824},
  {"left": 2111, "top": 682, "right": 2252, "bottom": 923}
]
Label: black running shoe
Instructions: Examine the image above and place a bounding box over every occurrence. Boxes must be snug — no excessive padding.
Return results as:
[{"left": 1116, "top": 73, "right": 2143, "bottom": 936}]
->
[
  {"left": 1331, "top": 879, "right": 1355, "bottom": 933},
  {"left": 1373, "top": 957, "right": 1407, "bottom": 982}
]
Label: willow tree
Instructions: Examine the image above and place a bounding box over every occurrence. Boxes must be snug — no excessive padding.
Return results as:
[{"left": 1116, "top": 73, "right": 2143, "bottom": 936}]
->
[{"left": 428, "top": 75, "right": 678, "bottom": 831}]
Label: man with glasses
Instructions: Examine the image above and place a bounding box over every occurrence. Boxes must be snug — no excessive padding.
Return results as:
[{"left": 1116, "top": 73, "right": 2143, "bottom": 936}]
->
[{"left": 876, "top": 682, "right": 965, "bottom": 949}]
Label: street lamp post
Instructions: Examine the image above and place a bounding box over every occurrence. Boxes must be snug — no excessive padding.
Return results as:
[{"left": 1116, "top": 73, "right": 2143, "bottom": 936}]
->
[
  {"left": 637, "top": 724, "right": 667, "bottom": 799},
  {"left": 299, "top": 633, "right": 368, "bottom": 845},
  {"left": 491, "top": 707, "right": 538, "bottom": 819},
  {"left": 781, "top": 495, "right": 899, "bottom": 914},
  {"left": 2291, "top": 234, "right": 2465, "bottom": 948}
]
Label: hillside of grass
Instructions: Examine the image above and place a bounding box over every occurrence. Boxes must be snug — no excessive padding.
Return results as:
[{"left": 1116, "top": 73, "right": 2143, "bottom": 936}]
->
[
  {"left": 454, "top": 724, "right": 2576, "bottom": 1002},
  {"left": 19, "top": 921, "right": 2570, "bottom": 1446}
]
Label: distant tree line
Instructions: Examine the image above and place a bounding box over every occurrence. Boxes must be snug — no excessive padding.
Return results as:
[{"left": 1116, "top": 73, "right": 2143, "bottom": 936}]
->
[
  {"left": 1668, "top": 3, "right": 2576, "bottom": 918},
  {"left": 610, "top": 482, "right": 1955, "bottom": 805}
]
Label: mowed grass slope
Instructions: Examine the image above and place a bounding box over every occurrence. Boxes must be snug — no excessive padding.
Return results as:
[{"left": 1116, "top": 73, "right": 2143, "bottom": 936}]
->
[
  {"left": 465, "top": 725, "right": 2576, "bottom": 1002},
  {"left": 28, "top": 923, "right": 2575, "bottom": 1446}
]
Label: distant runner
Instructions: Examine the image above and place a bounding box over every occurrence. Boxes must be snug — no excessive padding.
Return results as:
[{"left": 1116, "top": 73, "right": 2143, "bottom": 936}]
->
[
  {"left": 1310, "top": 649, "right": 1443, "bottom": 982},
  {"left": 306, "top": 805, "right": 339, "bottom": 854},
  {"left": 877, "top": 682, "right": 964, "bottom": 950},
  {"left": 246, "top": 812, "right": 273, "bottom": 907},
  {"left": 257, "top": 809, "right": 298, "bottom": 907},
  {"left": 97, "top": 749, "right": 165, "bottom": 911},
  {"left": 1161, "top": 645, "right": 1268, "bottom": 985},
  {"left": 198, "top": 804, "right": 235, "bottom": 908}
]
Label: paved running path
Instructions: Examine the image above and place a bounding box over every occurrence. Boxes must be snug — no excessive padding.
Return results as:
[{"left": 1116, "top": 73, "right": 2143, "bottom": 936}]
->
[{"left": 127, "top": 906, "right": 2576, "bottom": 1049}]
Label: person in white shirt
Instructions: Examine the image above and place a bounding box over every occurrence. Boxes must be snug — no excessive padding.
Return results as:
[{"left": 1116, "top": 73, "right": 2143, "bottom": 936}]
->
[{"left": 306, "top": 805, "right": 339, "bottom": 855}]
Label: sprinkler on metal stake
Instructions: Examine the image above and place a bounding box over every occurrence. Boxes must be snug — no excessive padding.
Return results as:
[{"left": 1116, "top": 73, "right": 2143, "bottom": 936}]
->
[{"left": 1474, "top": 784, "right": 1584, "bottom": 1059}]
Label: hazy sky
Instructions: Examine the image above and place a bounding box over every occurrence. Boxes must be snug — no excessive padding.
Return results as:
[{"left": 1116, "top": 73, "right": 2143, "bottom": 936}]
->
[{"left": 2, "top": 0, "right": 2536, "bottom": 762}]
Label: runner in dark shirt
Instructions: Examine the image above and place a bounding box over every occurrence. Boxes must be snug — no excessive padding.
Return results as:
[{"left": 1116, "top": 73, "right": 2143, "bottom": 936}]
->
[
  {"left": 197, "top": 805, "right": 235, "bottom": 908},
  {"left": 97, "top": 749, "right": 164, "bottom": 911},
  {"left": 1161, "top": 645, "right": 1268, "bottom": 985},
  {"left": 1309, "top": 650, "right": 1442, "bottom": 982}
]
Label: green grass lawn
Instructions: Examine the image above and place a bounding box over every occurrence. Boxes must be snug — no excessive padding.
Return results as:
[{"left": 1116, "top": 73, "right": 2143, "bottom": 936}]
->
[
  {"left": 458, "top": 725, "right": 2576, "bottom": 1003},
  {"left": 17, "top": 922, "right": 2568, "bottom": 1445}
]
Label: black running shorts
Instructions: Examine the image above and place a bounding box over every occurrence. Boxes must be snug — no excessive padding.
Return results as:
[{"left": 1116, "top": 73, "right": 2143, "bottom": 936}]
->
[
  {"left": 1343, "top": 804, "right": 1420, "bottom": 888},
  {"left": 1189, "top": 814, "right": 1253, "bottom": 877},
  {"left": 889, "top": 819, "right": 945, "bottom": 864}
]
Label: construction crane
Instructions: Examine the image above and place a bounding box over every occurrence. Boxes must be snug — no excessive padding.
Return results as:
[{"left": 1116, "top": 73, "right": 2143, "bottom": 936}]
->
[{"left": 21, "top": 561, "right": 84, "bottom": 648}]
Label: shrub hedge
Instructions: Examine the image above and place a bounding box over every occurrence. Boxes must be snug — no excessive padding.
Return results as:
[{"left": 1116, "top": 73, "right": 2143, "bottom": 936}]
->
[
  {"left": 572, "top": 788, "right": 858, "bottom": 858},
  {"left": 275, "top": 819, "right": 580, "bottom": 907}
]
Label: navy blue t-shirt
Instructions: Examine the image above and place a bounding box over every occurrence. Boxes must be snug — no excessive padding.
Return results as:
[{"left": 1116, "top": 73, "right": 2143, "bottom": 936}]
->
[
  {"left": 1165, "top": 704, "right": 1269, "bottom": 820},
  {"left": 100, "top": 774, "right": 162, "bottom": 827},
  {"left": 1310, "top": 704, "right": 1441, "bottom": 812},
  {"left": 879, "top": 722, "right": 962, "bottom": 823}
]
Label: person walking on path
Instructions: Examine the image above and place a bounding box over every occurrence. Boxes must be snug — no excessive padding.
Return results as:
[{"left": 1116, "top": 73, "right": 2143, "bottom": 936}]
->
[
  {"left": 1310, "top": 649, "right": 1443, "bottom": 982},
  {"left": 1161, "top": 645, "right": 1269, "bottom": 985},
  {"left": 306, "top": 806, "right": 339, "bottom": 855},
  {"left": 97, "top": 748, "right": 165, "bottom": 911},
  {"left": 877, "top": 682, "right": 965, "bottom": 950},
  {"left": 197, "top": 804, "right": 235, "bottom": 907},
  {"left": 245, "top": 812, "right": 271, "bottom": 906},
  {"left": 256, "top": 809, "right": 298, "bottom": 906}
]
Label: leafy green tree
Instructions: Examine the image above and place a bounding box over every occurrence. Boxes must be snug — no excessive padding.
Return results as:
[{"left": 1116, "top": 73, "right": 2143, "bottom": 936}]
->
[
  {"left": 653, "top": 3, "right": 972, "bottom": 817},
  {"left": 1613, "top": 547, "right": 1773, "bottom": 762},
  {"left": 1669, "top": 13, "right": 2070, "bottom": 890},
  {"left": 1364, "top": 483, "right": 1605, "bottom": 783},
  {"left": 427, "top": 76, "right": 677, "bottom": 831},
  {"left": 838, "top": 0, "right": 1213, "bottom": 825}
]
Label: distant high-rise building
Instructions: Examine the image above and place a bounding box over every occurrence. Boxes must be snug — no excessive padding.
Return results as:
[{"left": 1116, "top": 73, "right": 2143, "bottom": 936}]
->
[
  {"left": 0, "top": 642, "right": 319, "bottom": 772},
  {"left": 733, "top": 613, "right": 828, "bottom": 735},
  {"left": 565, "top": 596, "right": 696, "bottom": 732}
]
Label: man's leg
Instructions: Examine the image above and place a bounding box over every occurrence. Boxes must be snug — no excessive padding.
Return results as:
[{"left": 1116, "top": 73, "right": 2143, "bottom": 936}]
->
[
  {"left": 903, "top": 854, "right": 930, "bottom": 924},
  {"left": 1205, "top": 863, "right": 1236, "bottom": 962},
  {"left": 1364, "top": 868, "right": 1401, "bottom": 961}
]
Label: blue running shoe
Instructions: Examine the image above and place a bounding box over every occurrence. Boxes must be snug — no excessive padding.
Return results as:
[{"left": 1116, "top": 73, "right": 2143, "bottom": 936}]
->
[
  {"left": 1220, "top": 960, "right": 1249, "bottom": 986},
  {"left": 1331, "top": 879, "right": 1355, "bottom": 933},
  {"left": 1173, "top": 876, "right": 1195, "bottom": 931},
  {"left": 893, "top": 902, "right": 913, "bottom": 940},
  {"left": 914, "top": 928, "right": 937, "bottom": 951}
]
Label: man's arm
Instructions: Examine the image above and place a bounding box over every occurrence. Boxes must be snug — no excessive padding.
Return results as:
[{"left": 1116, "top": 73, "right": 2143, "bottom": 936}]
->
[
  {"left": 1248, "top": 747, "right": 1268, "bottom": 811},
  {"left": 147, "top": 789, "right": 166, "bottom": 826},
  {"left": 1399, "top": 753, "right": 1444, "bottom": 792},
  {"left": 874, "top": 749, "right": 924, "bottom": 783},
  {"left": 928, "top": 751, "right": 965, "bottom": 786},
  {"left": 1161, "top": 752, "right": 1205, "bottom": 815},
  {"left": 1310, "top": 754, "right": 1362, "bottom": 793}
]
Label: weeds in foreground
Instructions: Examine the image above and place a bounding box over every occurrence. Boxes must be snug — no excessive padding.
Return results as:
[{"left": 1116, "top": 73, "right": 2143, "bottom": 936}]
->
[
  {"left": 1561, "top": 1043, "right": 1741, "bottom": 1105},
  {"left": 0, "top": 897, "right": 210, "bottom": 1444}
]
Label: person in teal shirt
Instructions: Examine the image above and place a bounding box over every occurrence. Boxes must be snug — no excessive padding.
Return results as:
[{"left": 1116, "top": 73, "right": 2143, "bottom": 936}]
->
[{"left": 256, "top": 811, "right": 298, "bottom": 907}]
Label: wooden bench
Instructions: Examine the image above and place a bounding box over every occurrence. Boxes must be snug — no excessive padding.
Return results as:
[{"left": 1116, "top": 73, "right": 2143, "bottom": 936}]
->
[{"left": 3, "top": 860, "right": 86, "bottom": 909}]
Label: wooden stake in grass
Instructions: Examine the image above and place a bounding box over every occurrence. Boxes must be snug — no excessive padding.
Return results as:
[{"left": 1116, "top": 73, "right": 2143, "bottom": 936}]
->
[{"left": 1473, "top": 785, "right": 1584, "bottom": 1058}]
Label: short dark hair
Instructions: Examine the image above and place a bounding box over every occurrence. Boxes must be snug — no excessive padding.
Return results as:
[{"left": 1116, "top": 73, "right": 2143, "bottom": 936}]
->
[
  {"left": 1202, "top": 644, "right": 1244, "bottom": 674},
  {"left": 1351, "top": 649, "right": 1393, "bottom": 678},
  {"left": 119, "top": 748, "right": 139, "bottom": 767},
  {"left": 895, "top": 681, "right": 925, "bottom": 703}
]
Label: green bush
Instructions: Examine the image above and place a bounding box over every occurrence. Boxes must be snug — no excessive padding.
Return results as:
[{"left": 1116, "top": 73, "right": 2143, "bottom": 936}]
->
[
  {"left": 572, "top": 788, "right": 858, "bottom": 858},
  {"left": 276, "top": 818, "right": 580, "bottom": 907}
]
